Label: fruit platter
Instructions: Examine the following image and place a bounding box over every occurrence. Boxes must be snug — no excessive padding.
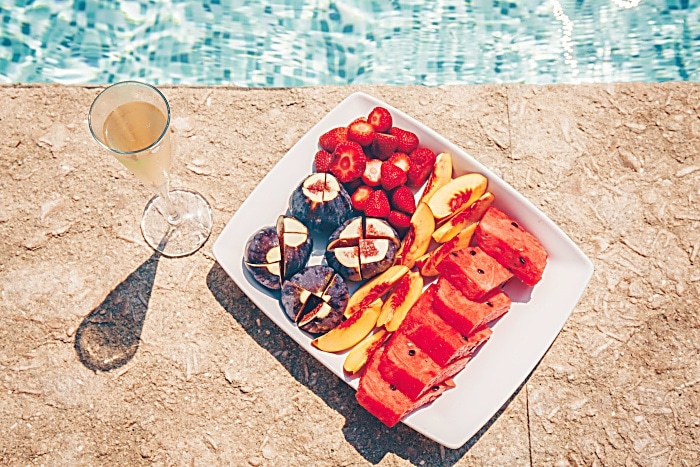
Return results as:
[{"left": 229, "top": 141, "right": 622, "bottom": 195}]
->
[{"left": 212, "top": 92, "right": 593, "bottom": 449}]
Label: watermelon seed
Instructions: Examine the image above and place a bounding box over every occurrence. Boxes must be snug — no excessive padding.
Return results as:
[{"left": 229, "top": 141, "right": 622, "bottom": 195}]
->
[
  {"left": 462, "top": 335, "right": 468, "bottom": 340},
  {"left": 477, "top": 268, "right": 485, "bottom": 274},
  {"left": 389, "top": 384, "right": 397, "bottom": 391},
  {"left": 450, "top": 251, "right": 458, "bottom": 257},
  {"left": 519, "top": 256, "right": 526, "bottom": 264},
  {"left": 469, "top": 250, "right": 476, "bottom": 256},
  {"left": 431, "top": 386, "right": 440, "bottom": 391},
  {"left": 511, "top": 221, "right": 519, "bottom": 228},
  {"left": 408, "top": 349, "right": 416, "bottom": 356},
  {"left": 486, "top": 301, "right": 493, "bottom": 307}
]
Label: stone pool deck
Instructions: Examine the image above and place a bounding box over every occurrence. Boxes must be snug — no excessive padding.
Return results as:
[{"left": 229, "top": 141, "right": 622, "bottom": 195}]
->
[{"left": 0, "top": 83, "right": 698, "bottom": 466}]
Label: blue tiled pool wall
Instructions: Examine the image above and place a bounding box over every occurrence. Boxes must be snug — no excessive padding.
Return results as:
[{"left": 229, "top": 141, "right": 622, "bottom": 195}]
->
[{"left": 1, "top": 0, "right": 698, "bottom": 85}]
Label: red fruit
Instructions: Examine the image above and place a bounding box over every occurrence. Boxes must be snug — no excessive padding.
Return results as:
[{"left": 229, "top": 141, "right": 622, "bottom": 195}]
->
[
  {"left": 347, "top": 118, "right": 376, "bottom": 147},
  {"left": 388, "top": 152, "right": 411, "bottom": 173},
  {"left": 367, "top": 107, "right": 393, "bottom": 133},
  {"left": 362, "top": 159, "right": 382, "bottom": 187},
  {"left": 407, "top": 148, "right": 437, "bottom": 187},
  {"left": 390, "top": 127, "right": 419, "bottom": 153},
  {"left": 387, "top": 210, "right": 411, "bottom": 232},
  {"left": 351, "top": 185, "right": 374, "bottom": 212},
  {"left": 319, "top": 127, "right": 348, "bottom": 152},
  {"left": 390, "top": 185, "right": 416, "bottom": 215},
  {"left": 330, "top": 141, "right": 367, "bottom": 183},
  {"left": 380, "top": 161, "right": 407, "bottom": 191},
  {"left": 314, "top": 150, "right": 333, "bottom": 173},
  {"left": 370, "top": 133, "right": 398, "bottom": 160},
  {"left": 364, "top": 190, "right": 391, "bottom": 218}
]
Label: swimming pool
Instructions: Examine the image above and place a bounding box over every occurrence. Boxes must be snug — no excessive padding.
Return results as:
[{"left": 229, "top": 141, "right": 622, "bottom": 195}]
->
[{"left": 1, "top": 0, "right": 697, "bottom": 86}]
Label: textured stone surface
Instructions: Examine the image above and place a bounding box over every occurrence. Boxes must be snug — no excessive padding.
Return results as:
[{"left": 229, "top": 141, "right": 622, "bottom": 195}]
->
[{"left": 0, "top": 83, "right": 697, "bottom": 466}]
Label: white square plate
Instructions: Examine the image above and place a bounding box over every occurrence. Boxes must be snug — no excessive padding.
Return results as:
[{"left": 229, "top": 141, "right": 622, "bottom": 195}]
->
[{"left": 212, "top": 92, "right": 593, "bottom": 449}]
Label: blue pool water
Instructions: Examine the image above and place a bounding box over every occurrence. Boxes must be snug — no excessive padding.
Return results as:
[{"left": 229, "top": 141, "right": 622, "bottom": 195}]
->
[{"left": 0, "top": 0, "right": 698, "bottom": 86}]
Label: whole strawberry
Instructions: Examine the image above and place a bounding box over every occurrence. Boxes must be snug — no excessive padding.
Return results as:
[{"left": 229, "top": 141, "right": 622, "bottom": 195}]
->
[
  {"left": 330, "top": 141, "right": 367, "bottom": 183},
  {"left": 387, "top": 210, "right": 411, "bottom": 234},
  {"left": 390, "top": 127, "right": 419, "bottom": 154},
  {"left": 380, "top": 161, "right": 407, "bottom": 191},
  {"left": 314, "top": 150, "right": 333, "bottom": 173},
  {"left": 407, "top": 147, "right": 437, "bottom": 187},
  {"left": 319, "top": 127, "right": 348, "bottom": 152},
  {"left": 390, "top": 185, "right": 416, "bottom": 215},
  {"left": 370, "top": 133, "right": 398, "bottom": 160},
  {"left": 364, "top": 190, "right": 391, "bottom": 218},
  {"left": 367, "top": 107, "right": 392, "bottom": 133}
]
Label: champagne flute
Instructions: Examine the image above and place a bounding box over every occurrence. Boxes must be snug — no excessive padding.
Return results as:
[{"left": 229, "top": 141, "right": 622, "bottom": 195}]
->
[{"left": 88, "top": 81, "right": 212, "bottom": 257}]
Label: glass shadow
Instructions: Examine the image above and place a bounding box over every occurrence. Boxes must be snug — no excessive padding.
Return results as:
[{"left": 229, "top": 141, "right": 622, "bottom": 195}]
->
[{"left": 74, "top": 251, "right": 160, "bottom": 372}]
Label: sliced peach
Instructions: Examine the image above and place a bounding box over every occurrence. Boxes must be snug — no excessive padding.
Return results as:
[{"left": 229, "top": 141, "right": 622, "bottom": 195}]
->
[
  {"left": 312, "top": 298, "right": 382, "bottom": 353},
  {"left": 419, "top": 152, "right": 453, "bottom": 205},
  {"left": 344, "top": 265, "right": 409, "bottom": 318},
  {"left": 385, "top": 271, "right": 424, "bottom": 332},
  {"left": 394, "top": 202, "right": 435, "bottom": 269},
  {"left": 432, "top": 192, "right": 495, "bottom": 243},
  {"left": 427, "top": 173, "right": 488, "bottom": 221},
  {"left": 377, "top": 270, "right": 423, "bottom": 328},
  {"left": 420, "top": 223, "right": 477, "bottom": 277},
  {"left": 343, "top": 328, "right": 390, "bottom": 374}
]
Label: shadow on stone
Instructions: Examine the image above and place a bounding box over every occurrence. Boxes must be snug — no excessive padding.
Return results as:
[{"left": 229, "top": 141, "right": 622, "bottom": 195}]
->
[
  {"left": 206, "top": 262, "right": 530, "bottom": 465},
  {"left": 74, "top": 252, "right": 160, "bottom": 372}
]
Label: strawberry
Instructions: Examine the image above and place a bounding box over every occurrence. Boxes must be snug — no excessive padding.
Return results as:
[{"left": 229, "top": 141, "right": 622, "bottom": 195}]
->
[
  {"left": 390, "top": 127, "right": 419, "bottom": 153},
  {"left": 351, "top": 185, "right": 374, "bottom": 212},
  {"left": 330, "top": 141, "right": 367, "bottom": 183},
  {"left": 388, "top": 152, "right": 411, "bottom": 173},
  {"left": 362, "top": 159, "right": 382, "bottom": 187},
  {"left": 390, "top": 185, "right": 416, "bottom": 215},
  {"left": 314, "top": 150, "right": 333, "bottom": 173},
  {"left": 387, "top": 210, "right": 411, "bottom": 233},
  {"left": 364, "top": 190, "right": 391, "bottom": 218},
  {"left": 319, "top": 127, "right": 348, "bottom": 152},
  {"left": 407, "top": 147, "right": 437, "bottom": 187},
  {"left": 367, "top": 107, "right": 392, "bottom": 133},
  {"left": 347, "top": 118, "right": 376, "bottom": 147},
  {"left": 380, "top": 161, "right": 407, "bottom": 191},
  {"left": 370, "top": 133, "right": 398, "bottom": 160}
]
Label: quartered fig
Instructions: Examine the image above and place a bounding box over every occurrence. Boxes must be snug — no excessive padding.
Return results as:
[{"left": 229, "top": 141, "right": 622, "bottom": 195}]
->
[
  {"left": 325, "top": 216, "right": 400, "bottom": 281},
  {"left": 276, "top": 214, "right": 313, "bottom": 280},
  {"left": 244, "top": 227, "right": 283, "bottom": 289},
  {"left": 280, "top": 265, "right": 348, "bottom": 334},
  {"left": 288, "top": 173, "right": 352, "bottom": 232}
]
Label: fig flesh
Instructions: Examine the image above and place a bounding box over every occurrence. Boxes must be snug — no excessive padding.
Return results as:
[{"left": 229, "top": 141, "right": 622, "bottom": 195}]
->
[{"left": 289, "top": 173, "right": 352, "bottom": 232}]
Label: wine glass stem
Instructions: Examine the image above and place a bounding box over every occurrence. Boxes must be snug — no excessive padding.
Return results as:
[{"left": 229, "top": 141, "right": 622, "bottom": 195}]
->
[{"left": 157, "top": 185, "right": 183, "bottom": 226}]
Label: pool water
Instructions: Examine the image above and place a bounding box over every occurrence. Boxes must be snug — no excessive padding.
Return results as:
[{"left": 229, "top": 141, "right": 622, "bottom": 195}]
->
[{"left": 1, "top": 0, "right": 698, "bottom": 86}]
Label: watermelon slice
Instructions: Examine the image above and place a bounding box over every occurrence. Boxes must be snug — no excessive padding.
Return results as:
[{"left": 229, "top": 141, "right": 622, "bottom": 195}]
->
[
  {"left": 378, "top": 332, "right": 472, "bottom": 400},
  {"left": 436, "top": 246, "right": 513, "bottom": 300},
  {"left": 399, "top": 285, "right": 492, "bottom": 366},
  {"left": 355, "top": 344, "right": 454, "bottom": 428},
  {"left": 433, "top": 276, "right": 512, "bottom": 336},
  {"left": 475, "top": 207, "right": 548, "bottom": 286}
]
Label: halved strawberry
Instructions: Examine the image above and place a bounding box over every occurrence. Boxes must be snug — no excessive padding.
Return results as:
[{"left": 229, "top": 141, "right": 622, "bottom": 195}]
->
[
  {"left": 351, "top": 185, "right": 374, "bottom": 212},
  {"left": 348, "top": 118, "right": 376, "bottom": 147},
  {"left": 362, "top": 159, "right": 382, "bottom": 187},
  {"left": 364, "top": 190, "right": 391, "bottom": 218},
  {"left": 319, "top": 127, "right": 348, "bottom": 152},
  {"left": 314, "top": 150, "right": 333, "bottom": 173},
  {"left": 330, "top": 141, "right": 367, "bottom": 183},
  {"left": 370, "top": 133, "right": 398, "bottom": 161},
  {"left": 390, "top": 185, "right": 416, "bottom": 215},
  {"left": 390, "top": 127, "right": 419, "bottom": 153},
  {"left": 388, "top": 152, "right": 411, "bottom": 173},
  {"left": 380, "top": 161, "right": 407, "bottom": 191},
  {"left": 367, "top": 107, "right": 392, "bottom": 133},
  {"left": 407, "top": 147, "right": 437, "bottom": 187}
]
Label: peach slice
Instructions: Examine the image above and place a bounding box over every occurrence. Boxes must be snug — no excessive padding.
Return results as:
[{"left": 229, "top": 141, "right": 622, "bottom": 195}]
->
[
  {"left": 384, "top": 271, "right": 424, "bottom": 332},
  {"left": 394, "top": 203, "right": 435, "bottom": 269},
  {"left": 420, "top": 223, "right": 477, "bottom": 277},
  {"left": 343, "top": 328, "right": 390, "bottom": 374},
  {"left": 419, "top": 152, "right": 453, "bottom": 205},
  {"left": 312, "top": 298, "right": 382, "bottom": 353},
  {"left": 427, "top": 173, "right": 488, "bottom": 221},
  {"left": 344, "top": 265, "right": 409, "bottom": 318},
  {"left": 432, "top": 192, "right": 495, "bottom": 243}
]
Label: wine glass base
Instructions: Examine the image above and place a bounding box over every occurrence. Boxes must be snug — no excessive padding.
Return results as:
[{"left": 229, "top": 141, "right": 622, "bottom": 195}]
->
[{"left": 141, "top": 189, "right": 213, "bottom": 257}]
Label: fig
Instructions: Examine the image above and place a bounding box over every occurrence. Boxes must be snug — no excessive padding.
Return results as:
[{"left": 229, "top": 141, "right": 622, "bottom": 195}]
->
[
  {"left": 288, "top": 173, "right": 353, "bottom": 232},
  {"left": 243, "top": 216, "right": 313, "bottom": 289},
  {"left": 280, "top": 265, "right": 348, "bottom": 334},
  {"left": 325, "top": 216, "right": 400, "bottom": 281}
]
